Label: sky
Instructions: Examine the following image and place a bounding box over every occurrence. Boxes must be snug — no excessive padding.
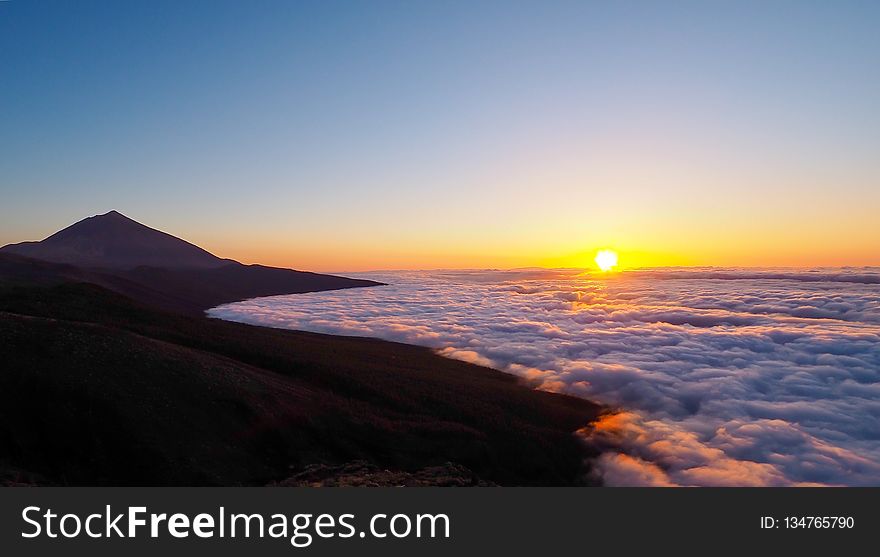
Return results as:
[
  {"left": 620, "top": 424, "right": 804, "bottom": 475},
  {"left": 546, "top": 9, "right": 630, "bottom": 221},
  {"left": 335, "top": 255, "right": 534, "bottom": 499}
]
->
[{"left": 2, "top": 0, "right": 879, "bottom": 272}]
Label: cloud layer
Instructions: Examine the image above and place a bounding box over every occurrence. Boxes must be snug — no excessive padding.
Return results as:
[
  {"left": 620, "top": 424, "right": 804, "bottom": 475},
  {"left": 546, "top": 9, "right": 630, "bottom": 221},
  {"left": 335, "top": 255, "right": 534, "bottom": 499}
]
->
[{"left": 209, "top": 268, "right": 880, "bottom": 486}]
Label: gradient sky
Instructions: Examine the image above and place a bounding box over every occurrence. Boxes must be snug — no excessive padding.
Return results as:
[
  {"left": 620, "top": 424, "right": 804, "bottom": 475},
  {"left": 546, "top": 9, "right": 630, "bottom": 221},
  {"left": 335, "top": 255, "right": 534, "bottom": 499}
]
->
[{"left": 2, "top": 0, "right": 879, "bottom": 271}]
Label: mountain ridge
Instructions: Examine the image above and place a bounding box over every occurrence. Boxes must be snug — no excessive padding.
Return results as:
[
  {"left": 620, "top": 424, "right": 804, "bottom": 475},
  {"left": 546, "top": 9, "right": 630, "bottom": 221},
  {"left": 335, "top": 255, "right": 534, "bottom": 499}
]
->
[
  {"left": 2, "top": 210, "right": 231, "bottom": 270},
  {"left": 0, "top": 212, "right": 604, "bottom": 486},
  {"left": 0, "top": 211, "right": 382, "bottom": 314}
]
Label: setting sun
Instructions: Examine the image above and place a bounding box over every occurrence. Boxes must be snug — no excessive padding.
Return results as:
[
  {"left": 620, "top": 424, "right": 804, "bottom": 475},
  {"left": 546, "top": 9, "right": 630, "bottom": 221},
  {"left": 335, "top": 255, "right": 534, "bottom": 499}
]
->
[{"left": 594, "top": 249, "right": 619, "bottom": 272}]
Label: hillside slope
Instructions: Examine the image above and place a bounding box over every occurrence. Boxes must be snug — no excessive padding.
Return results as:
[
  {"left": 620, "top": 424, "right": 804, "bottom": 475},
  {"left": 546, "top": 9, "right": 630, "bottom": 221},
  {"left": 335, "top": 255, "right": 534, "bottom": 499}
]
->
[
  {"left": 0, "top": 282, "right": 603, "bottom": 486},
  {"left": 0, "top": 251, "right": 380, "bottom": 316}
]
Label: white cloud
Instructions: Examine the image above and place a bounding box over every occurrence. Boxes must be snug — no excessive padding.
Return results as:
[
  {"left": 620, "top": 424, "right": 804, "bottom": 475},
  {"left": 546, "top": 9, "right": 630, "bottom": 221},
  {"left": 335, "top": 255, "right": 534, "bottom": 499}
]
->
[{"left": 209, "top": 268, "right": 880, "bottom": 486}]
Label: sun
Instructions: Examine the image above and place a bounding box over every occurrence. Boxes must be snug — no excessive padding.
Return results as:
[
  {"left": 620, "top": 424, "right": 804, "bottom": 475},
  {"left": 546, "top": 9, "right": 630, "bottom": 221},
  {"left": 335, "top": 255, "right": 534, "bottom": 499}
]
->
[{"left": 594, "top": 249, "right": 619, "bottom": 272}]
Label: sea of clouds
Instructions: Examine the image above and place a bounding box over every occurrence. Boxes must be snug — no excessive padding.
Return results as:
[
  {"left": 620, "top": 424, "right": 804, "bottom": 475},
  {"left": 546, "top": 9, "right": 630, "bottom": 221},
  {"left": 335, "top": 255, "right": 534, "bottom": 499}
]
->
[{"left": 209, "top": 268, "right": 880, "bottom": 486}]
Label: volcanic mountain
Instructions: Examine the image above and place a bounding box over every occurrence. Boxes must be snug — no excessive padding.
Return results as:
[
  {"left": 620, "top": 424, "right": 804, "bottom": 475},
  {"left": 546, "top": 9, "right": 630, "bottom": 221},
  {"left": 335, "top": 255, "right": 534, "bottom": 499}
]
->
[
  {"left": 0, "top": 211, "right": 603, "bottom": 486},
  {"left": 0, "top": 211, "right": 381, "bottom": 314},
  {"left": 2, "top": 210, "right": 228, "bottom": 269}
]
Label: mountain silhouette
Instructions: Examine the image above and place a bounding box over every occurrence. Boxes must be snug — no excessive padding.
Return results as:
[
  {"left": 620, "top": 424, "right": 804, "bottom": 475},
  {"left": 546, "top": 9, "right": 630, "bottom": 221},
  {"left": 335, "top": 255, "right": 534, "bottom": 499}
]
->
[
  {"left": 0, "top": 211, "right": 382, "bottom": 314},
  {"left": 1, "top": 210, "right": 229, "bottom": 269},
  {"left": 0, "top": 216, "right": 604, "bottom": 487}
]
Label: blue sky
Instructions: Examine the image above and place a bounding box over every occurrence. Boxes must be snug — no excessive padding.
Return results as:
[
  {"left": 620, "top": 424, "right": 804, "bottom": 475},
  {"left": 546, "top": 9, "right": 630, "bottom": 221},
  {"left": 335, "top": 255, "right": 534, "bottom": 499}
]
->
[{"left": 2, "top": 0, "right": 879, "bottom": 270}]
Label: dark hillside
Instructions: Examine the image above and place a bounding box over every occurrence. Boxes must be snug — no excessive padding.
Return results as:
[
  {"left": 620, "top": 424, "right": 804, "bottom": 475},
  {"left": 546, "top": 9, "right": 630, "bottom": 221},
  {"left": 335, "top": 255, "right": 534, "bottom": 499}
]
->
[
  {"left": 0, "top": 252, "right": 380, "bottom": 316},
  {"left": 0, "top": 282, "right": 603, "bottom": 486}
]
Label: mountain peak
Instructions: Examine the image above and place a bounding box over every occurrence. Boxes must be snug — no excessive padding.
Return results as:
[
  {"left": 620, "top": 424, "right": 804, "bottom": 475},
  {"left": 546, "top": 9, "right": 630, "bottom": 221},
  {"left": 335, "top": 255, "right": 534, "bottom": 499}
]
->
[{"left": 0, "top": 211, "right": 229, "bottom": 270}]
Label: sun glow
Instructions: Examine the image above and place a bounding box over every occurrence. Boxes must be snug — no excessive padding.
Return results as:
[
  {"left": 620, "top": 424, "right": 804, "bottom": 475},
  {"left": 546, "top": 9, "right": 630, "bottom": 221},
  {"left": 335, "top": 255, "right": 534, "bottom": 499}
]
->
[{"left": 594, "top": 249, "right": 619, "bottom": 272}]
